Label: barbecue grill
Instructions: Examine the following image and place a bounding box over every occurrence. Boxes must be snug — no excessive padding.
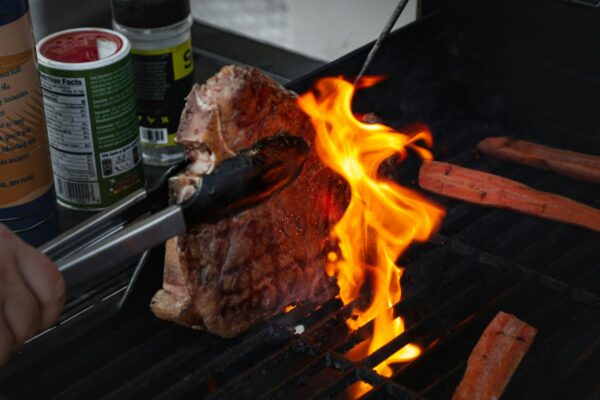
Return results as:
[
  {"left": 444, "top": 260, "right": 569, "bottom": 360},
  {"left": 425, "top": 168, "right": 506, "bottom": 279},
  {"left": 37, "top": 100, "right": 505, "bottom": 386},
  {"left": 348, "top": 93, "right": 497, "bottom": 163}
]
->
[{"left": 1, "top": 0, "right": 599, "bottom": 398}]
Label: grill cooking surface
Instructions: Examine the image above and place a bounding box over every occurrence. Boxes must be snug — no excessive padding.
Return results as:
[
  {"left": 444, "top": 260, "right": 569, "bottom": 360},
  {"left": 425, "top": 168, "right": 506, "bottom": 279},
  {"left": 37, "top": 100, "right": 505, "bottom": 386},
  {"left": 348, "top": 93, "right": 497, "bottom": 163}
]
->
[{"left": 1, "top": 0, "right": 599, "bottom": 398}]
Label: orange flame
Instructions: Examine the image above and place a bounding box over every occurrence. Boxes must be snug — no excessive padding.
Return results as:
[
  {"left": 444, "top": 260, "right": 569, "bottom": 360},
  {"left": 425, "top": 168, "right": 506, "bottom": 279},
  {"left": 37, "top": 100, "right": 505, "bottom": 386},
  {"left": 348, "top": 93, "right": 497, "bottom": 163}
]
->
[
  {"left": 284, "top": 305, "right": 297, "bottom": 313},
  {"left": 297, "top": 77, "right": 444, "bottom": 395}
]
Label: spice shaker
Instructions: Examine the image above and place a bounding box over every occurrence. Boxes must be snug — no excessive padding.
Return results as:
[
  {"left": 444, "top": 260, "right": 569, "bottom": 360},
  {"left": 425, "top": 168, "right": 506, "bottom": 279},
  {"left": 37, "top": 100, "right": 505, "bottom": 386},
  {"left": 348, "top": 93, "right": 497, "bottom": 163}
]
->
[
  {"left": 111, "top": 0, "right": 194, "bottom": 166},
  {"left": 0, "top": 0, "right": 58, "bottom": 246},
  {"left": 37, "top": 28, "right": 146, "bottom": 210}
]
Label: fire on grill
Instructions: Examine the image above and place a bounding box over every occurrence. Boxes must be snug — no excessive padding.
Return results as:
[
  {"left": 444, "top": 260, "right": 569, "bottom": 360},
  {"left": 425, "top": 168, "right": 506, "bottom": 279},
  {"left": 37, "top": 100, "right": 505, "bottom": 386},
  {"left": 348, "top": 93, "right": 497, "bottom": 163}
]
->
[
  {"left": 151, "top": 66, "right": 446, "bottom": 352},
  {"left": 150, "top": 63, "right": 451, "bottom": 397},
  {"left": 297, "top": 76, "right": 444, "bottom": 396}
]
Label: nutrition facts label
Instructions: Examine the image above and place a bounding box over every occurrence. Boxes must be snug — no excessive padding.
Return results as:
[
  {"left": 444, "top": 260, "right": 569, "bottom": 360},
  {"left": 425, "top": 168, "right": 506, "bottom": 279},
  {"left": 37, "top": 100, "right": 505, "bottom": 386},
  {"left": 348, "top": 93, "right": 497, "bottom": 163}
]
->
[
  {"left": 40, "top": 73, "right": 97, "bottom": 182},
  {"left": 40, "top": 73, "right": 100, "bottom": 204},
  {"left": 40, "top": 74, "right": 95, "bottom": 155}
]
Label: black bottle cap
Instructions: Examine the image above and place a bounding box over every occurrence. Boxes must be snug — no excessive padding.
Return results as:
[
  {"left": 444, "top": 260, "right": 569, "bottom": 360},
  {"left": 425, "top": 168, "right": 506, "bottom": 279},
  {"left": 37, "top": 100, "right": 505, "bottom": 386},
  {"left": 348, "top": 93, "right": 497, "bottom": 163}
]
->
[
  {"left": 111, "top": 0, "right": 191, "bottom": 29},
  {"left": 0, "top": 0, "right": 29, "bottom": 26}
]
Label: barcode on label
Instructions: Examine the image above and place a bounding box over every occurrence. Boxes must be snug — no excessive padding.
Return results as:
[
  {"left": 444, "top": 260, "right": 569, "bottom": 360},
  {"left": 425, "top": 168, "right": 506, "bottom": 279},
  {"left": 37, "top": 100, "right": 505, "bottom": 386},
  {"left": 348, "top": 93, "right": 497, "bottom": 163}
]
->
[
  {"left": 140, "top": 127, "right": 168, "bottom": 144},
  {"left": 54, "top": 177, "right": 101, "bottom": 205}
]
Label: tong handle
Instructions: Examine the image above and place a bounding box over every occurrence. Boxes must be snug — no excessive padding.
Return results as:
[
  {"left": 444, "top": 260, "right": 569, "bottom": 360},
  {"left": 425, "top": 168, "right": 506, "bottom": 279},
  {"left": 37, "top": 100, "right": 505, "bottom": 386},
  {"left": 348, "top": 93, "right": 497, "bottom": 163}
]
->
[
  {"left": 39, "top": 158, "right": 189, "bottom": 261},
  {"left": 39, "top": 188, "right": 149, "bottom": 261},
  {"left": 56, "top": 205, "right": 186, "bottom": 299}
]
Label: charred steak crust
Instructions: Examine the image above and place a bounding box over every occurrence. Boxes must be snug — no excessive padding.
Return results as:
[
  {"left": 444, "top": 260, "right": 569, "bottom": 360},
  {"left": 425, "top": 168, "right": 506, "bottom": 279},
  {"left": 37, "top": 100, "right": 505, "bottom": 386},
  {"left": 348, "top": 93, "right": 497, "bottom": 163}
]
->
[{"left": 150, "top": 65, "right": 343, "bottom": 337}]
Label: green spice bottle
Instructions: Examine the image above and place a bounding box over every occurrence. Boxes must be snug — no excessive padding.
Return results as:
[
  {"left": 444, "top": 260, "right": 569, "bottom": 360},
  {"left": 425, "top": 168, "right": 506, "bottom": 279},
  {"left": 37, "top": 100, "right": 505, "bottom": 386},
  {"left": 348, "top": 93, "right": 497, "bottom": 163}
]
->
[{"left": 111, "top": 0, "right": 194, "bottom": 166}]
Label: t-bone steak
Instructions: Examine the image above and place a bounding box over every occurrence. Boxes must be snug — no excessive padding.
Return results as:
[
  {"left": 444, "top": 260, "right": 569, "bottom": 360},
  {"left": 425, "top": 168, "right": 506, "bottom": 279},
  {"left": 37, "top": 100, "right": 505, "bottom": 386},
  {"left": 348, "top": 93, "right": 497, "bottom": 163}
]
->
[{"left": 150, "top": 65, "right": 345, "bottom": 337}]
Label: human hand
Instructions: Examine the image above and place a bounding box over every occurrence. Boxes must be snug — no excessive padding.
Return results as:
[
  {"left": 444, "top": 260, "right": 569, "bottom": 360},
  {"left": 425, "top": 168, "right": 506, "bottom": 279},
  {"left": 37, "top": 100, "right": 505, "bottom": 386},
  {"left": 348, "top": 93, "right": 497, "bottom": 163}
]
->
[{"left": 0, "top": 224, "right": 65, "bottom": 365}]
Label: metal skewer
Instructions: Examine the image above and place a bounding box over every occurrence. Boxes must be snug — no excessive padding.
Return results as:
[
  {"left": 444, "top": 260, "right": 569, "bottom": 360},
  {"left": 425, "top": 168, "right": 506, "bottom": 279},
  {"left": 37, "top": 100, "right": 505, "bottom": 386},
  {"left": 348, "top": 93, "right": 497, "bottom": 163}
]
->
[{"left": 353, "top": 0, "right": 410, "bottom": 86}]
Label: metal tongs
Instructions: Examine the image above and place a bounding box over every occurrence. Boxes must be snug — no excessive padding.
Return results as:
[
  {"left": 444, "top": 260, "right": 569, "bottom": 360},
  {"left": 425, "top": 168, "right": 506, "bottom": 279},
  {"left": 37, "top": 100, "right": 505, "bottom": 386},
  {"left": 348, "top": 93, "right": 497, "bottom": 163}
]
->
[{"left": 39, "top": 134, "right": 310, "bottom": 299}]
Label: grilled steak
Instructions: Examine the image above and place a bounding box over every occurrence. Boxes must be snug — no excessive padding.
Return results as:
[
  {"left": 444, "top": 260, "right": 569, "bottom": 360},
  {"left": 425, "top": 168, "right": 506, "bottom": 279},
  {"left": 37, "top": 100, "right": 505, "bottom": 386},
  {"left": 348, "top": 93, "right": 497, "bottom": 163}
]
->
[{"left": 151, "top": 65, "right": 344, "bottom": 337}]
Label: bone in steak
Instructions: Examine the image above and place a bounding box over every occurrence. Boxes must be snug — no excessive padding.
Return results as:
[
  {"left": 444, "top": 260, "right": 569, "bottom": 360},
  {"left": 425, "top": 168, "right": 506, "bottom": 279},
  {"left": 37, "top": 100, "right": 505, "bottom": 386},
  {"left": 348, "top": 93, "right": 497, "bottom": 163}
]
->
[{"left": 151, "top": 65, "right": 344, "bottom": 337}]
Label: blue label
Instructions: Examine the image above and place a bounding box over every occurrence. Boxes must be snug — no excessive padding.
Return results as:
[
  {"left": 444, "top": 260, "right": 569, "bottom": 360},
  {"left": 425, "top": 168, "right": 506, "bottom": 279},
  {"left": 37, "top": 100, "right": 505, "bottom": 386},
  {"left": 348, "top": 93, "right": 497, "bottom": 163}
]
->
[
  {"left": 0, "top": 0, "right": 29, "bottom": 26},
  {"left": 0, "top": 187, "right": 58, "bottom": 246},
  {"left": 0, "top": 186, "right": 57, "bottom": 230}
]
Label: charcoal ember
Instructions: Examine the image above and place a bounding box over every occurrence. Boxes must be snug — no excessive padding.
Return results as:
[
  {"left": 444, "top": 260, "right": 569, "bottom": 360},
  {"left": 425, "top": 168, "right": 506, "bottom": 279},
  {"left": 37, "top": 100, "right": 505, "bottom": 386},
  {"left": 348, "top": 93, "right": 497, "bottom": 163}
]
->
[
  {"left": 361, "top": 113, "right": 382, "bottom": 124},
  {"left": 151, "top": 65, "right": 345, "bottom": 337}
]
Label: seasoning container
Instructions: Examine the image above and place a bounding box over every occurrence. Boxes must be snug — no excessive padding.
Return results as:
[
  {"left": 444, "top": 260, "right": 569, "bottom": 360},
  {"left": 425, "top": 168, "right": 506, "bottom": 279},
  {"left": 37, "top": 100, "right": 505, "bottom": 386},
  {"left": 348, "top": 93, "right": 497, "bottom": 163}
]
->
[
  {"left": 0, "top": 0, "right": 58, "bottom": 246},
  {"left": 111, "top": 0, "right": 194, "bottom": 166},
  {"left": 37, "top": 28, "right": 145, "bottom": 210}
]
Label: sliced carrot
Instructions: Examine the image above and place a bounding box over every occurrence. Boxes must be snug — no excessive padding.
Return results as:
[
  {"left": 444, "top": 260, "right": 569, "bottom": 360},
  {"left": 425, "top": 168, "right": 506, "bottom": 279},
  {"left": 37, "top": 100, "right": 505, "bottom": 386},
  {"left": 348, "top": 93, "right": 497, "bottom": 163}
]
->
[
  {"left": 477, "top": 136, "right": 600, "bottom": 184},
  {"left": 419, "top": 161, "right": 600, "bottom": 233},
  {"left": 452, "top": 311, "right": 537, "bottom": 400}
]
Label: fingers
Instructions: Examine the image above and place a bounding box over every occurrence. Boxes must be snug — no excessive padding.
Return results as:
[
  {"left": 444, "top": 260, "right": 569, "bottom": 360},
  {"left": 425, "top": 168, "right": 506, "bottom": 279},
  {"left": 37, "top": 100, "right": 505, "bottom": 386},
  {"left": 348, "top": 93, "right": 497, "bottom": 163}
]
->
[
  {"left": 0, "top": 225, "right": 64, "bottom": 365},
  {"left": 0, "top": 224, "right": 65, "bottom": 366},
  {"left": 1, "top": 226, "right": 65, "bottom": 331},
  {"left": 11, "top": 245, "right": 65, "bottom": 330},
  {"left": 0, "top": 311, "right": 15, "bottom": 366},
  {"left": 2, "top": 259, "right": 41, "bottom": 346}
]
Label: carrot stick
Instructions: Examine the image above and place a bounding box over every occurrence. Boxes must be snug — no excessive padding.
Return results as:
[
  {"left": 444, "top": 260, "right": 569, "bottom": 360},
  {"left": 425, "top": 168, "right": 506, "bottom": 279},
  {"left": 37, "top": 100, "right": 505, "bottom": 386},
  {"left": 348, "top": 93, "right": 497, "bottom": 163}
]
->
[
  {"left": 452, "top": 311, "right": 537, "bottom": 400},
  {"left": 477, "top": 136, "right": 600, "bottom": 184},
  {"left": 419, "top": 161, "right": 600, "bottom": 233}
]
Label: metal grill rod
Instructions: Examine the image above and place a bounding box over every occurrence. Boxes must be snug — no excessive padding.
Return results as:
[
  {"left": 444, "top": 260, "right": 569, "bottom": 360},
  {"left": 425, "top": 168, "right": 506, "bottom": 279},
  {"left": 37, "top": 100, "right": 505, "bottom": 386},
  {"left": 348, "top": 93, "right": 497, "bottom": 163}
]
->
[{"left": 353, "top": 0, "right": 411, "bottom": 85}]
